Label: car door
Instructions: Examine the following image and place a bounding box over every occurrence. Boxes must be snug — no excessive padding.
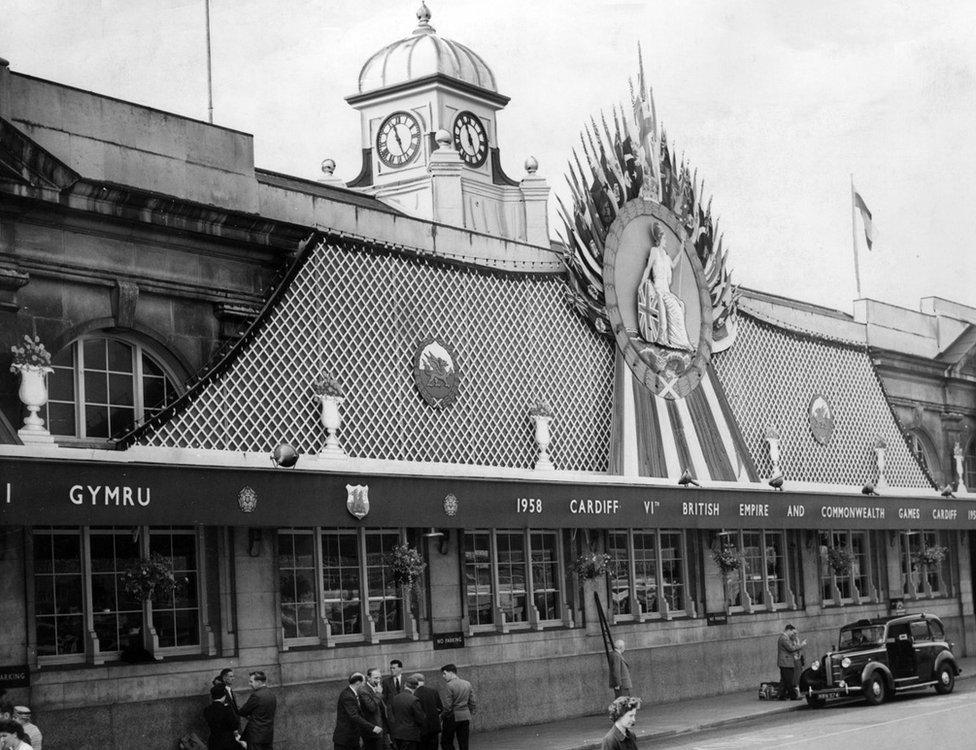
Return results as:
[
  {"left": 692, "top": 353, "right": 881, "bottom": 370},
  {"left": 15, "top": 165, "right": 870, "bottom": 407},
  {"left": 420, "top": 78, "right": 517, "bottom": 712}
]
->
[
  {"left": 886, "top": 621, "right": 915, "bottom": 679},
  {"left": 910, "top": 620, "right": 934, "bottom": 682}
]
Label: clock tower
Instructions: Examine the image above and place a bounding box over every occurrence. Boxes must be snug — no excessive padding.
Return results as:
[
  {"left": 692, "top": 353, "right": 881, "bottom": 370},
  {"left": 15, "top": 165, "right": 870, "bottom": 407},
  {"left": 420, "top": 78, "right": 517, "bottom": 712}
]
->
[{"left": 345, "top": 3, "right": 550, "bottom": 247}]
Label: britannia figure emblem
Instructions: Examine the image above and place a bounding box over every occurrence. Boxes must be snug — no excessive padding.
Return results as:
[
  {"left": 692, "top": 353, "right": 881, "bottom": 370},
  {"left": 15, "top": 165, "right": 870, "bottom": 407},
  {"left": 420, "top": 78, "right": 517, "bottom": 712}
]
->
[
  {"left": 346, "top": 484, "right": 370, "bottom": 520},
  {"left": 637, "top": 221, "right": 693, "bottom": 350}
]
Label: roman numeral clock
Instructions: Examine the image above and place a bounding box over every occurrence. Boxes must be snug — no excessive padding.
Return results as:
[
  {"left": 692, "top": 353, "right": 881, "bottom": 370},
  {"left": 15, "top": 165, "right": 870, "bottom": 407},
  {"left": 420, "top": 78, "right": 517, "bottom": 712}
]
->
[
  {"left": 376, "top": 111, "right": 422, "bottom": 168},
  {"left": 452, "top": 110, "right": 488, "bottom": 168}
]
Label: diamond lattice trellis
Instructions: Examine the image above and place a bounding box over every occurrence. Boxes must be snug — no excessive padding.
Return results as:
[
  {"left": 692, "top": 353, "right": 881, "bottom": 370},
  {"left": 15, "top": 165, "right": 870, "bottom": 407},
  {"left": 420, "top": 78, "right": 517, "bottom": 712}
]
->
[
  {"left": 713, "top": 314, "right": 930, "bottom": 488},
  {"left": 138, "top": 239, "right": 616, "bottom": 471}
]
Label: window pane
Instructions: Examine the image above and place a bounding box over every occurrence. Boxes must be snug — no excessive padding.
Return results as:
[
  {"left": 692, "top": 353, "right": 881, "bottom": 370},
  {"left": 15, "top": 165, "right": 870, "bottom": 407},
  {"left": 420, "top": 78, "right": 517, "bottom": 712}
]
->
[
  {"left": 143, "top": 377, "right": 166, "bottom": 410},
  {"left": 109, "top": 406, "right": 135, "bottom": 435},
  {"left": 149, "top": 529, "right": 201, "bottom": 647},
  {"left": 142, "top": 354, "right": 163, "bottom": 378},
  {"left": 84, "top": 339, "right": 106, "bottom": 370},
  {"left": 109, "top": 373, "right": 134, "bottom": 406},
  {"left": 85, "top": 371, "right": 108, "bottom": 404},
  {"left": 48, "top": 366, "right": 75, "bottom": 401},
  {"left": 85, "top": 405, "right": 109, "bottom": 438},
  {"left": 48, "top": 402, "right": 76, "bottom": 436},
  {"left": 107, "top": 340, "right": 132, "bottom": 372},
  {"left": 464, "top": 531, "right": 494, "bottom": 626},
  {"left": 661, "top": 531, "right": 685, "bottom": 612},
  {"left": 608, "top": 531, "right": 631, "bottom": 616}
]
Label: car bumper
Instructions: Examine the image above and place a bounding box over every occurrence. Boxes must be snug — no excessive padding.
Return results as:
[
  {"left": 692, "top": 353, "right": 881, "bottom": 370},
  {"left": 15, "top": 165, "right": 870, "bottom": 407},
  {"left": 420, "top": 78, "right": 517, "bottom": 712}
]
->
[{"left": 807, "top": 683, "right": 861, "bottom": 699}]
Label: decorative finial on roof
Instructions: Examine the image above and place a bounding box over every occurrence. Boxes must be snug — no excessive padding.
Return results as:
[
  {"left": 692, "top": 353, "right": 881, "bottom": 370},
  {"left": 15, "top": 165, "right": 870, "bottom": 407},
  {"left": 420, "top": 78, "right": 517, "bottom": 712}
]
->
[
  {"left": 414, "top": 2, "right": 435, "bottom": 34},
  {"left": 524, "top": 156, "right": 539, "bottom": 175}
]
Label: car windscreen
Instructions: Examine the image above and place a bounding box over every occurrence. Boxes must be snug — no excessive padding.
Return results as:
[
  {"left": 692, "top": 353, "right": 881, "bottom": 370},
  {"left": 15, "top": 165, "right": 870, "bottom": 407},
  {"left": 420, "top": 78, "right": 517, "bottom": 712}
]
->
[{"left": 838, "top": 625, "right": 884, "bottom": 647}]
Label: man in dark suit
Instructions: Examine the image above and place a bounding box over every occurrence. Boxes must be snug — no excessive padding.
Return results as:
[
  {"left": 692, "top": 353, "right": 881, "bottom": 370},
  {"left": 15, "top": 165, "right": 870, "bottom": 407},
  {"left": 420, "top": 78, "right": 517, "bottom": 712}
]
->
[
  {"left": 389, "top": 676, "right": 426, "bottom": 750},
  {"left": 204, "top": 684, "right": 242, "bottom": 750},
  {"left": 410, "top": 672, "right": 442, "bottom": 750},
  {"left": 359, "top": 668, "right": 390, "bottom": 750},
  {"left": 239, "top": 670, "right": 276, "bottom": 750},
  {"left": 381, "top": 658, "right": 405, "bottom": 708},
  {"left": 212, "top": 668, "right": 240, "bottom": 722},
  {"left": 334, "top": 672, "right": 383, "bottom": 750}
]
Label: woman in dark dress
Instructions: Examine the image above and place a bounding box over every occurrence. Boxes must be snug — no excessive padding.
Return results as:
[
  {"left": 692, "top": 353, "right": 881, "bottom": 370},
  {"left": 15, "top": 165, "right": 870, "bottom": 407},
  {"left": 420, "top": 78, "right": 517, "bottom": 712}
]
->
[
  {"left": 600, "top": 695, "right": 641, "bottom": 750},
  {"left": 204, "top": 685, "right": 242, "bottom": 750}
]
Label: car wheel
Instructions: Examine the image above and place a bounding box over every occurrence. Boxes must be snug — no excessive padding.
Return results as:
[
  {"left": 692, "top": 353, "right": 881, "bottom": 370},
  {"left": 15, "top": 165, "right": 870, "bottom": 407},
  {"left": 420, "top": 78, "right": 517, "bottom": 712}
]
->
[
  {"left": 863, "top": 673, "right": 886, "bottom": 706},
  {"left": 805, "top": 695, "right": 826, "bottom": 708},
  {"left": 935, "top": 663, "right": 955, "bottom": 695}
]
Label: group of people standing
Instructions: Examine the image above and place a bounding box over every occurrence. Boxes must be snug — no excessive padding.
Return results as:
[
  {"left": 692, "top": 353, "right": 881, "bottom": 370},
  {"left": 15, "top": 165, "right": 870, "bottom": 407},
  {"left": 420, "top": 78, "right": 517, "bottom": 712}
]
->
[
  {"left": 0, "top": 701, "right": 42, "bottom": 750},
  {"left": 333, "top": 660, "right": 476, "bottom": 750},
  {"left": 204, "top": 668, "right": 276, "bottom": 750}
]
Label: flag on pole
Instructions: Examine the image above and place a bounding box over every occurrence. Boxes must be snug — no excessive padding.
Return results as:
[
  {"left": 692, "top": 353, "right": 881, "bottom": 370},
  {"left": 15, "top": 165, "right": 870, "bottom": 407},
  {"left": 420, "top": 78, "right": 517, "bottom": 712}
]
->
[{"left": 853, "top": 191, "right": 875, "bottom": 250}]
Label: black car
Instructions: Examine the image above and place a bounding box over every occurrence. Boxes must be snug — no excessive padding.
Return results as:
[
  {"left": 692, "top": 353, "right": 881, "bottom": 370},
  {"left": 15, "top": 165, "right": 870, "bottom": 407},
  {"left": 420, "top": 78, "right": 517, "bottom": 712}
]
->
[{"left": 799, "top": 612, "right": 960, "bottom": 707}]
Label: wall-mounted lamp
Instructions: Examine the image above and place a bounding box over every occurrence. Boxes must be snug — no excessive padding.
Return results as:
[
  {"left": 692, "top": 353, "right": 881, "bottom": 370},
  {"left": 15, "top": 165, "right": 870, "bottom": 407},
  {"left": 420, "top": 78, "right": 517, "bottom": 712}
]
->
[
  {"left": 424, "top": 528, "right": 451, "bottom": 555},
  {"left": 270, "top": 443, "right": 299, "bottom": 468},
  {"left": 248, "top": 528, "right": 263, "bottom": 557}
]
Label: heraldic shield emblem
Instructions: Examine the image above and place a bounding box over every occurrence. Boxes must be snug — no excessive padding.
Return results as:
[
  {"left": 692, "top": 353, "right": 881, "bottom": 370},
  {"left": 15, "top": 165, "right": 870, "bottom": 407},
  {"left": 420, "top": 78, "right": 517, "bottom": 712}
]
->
[
  {"left": 443, "top": 493, "right": 458, "bottom": 517},
  {"left": 346, "top": 484, "right": 370, "bottom": 520},
  {"left": 238, "top": 486, "right": 258, "bottom": 513},
  {"left": 413, "top": 338, "right": 460, "bottom": 408},
  {"left": 808, "top": 395, "right": 835, "bottom": 445}
]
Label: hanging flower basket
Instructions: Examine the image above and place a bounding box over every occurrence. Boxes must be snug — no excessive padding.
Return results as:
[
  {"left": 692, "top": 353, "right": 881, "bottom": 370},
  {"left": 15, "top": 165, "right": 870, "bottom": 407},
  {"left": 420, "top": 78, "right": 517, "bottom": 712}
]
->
[
  {"left": 120, "top": 553, "right": 181, "bottom": 602},
  {"left": 915, "top": 545, "right": 947, "bottom": 567},
  {"left": 825, "top": 546, "right": 855, "bottom": 575},
  {"left": 573, "top": 551, "right": 612, "bottom": 579},
  {"left": 311, "top": 373, "right": 344, "bottom": 398},
  {"left": 712, "top": 545, "right": 743, "bottom": 575},
  {"left": 388, "top": 543, "right": 426, "bottom": 593},
  {"left": 9, "top": 333, "right": 52, "bottom": 372}
]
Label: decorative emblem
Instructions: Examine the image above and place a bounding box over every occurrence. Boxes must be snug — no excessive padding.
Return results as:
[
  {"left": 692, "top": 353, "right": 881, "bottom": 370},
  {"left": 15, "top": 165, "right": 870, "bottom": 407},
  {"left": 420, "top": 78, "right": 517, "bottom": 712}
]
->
[
  {"left": 807, "top": 395, "right": 835, "bottom": 445},
  {"left": 603, "top": 201, "right": 712, "bottom": 399},
  {"left": 238, "top": 486, "right": 258, "bottom": 513},
  {"left": 346, "top": 484, "right": 370, "bottom": 520},
  {"left": 557, "top": 51, "right": 739, "bottom": 374},
  {"left": 413, "top": 338, "right": 460, "bottom": 408},
  {"left": 443, "top": 493, "right": 458, "bottom": 517}
]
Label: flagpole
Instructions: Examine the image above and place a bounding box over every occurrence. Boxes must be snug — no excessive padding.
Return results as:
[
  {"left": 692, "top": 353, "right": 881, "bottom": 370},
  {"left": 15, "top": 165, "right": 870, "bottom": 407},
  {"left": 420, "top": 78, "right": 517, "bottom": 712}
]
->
[
  {"left": 205, "top": 0, "right": 214, "bottom": 124},
  {"left": 851, "top": 173, "right": 862, "bottom": 298}
]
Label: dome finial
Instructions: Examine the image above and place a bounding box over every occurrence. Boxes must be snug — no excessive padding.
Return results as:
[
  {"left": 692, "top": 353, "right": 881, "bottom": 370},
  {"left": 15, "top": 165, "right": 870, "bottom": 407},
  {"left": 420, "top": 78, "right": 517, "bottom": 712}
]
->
[{"left": 414, "top": 2, "right": 435, "bottom": 34}]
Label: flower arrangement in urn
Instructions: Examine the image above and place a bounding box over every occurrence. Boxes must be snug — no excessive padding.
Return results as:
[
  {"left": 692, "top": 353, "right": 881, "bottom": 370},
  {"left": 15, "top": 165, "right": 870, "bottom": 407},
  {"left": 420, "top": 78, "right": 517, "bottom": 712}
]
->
[
  {"left": 528, "top": 400, "right": 554, "bottom": 419},
  {"left": 573, "top": 551, "right": 613, "bottom": 579},
  {"left": 120, "top": 553, "right": 184, "bottom": 601},
  {"left": 825, "top": 546, "right": 855, "bottom": 575},
  {"left": 388, "top": 543, "right": 427, "bottom": 593},
  {"left": 915, "top": 545, "right": 947, "bottom": 567},
  {"left": 712, "top": 544, "right": 743, "bottom": 574},
  {"left": 9, "top": 334, "right": 52, "bottom": 372},
  {"left": 311, "top": 373, "right": 344, "bottom": 399}
]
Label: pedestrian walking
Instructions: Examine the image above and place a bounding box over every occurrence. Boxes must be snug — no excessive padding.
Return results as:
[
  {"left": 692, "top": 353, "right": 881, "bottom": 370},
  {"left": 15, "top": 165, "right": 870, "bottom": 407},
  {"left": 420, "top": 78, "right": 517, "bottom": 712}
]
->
[
  {"left": 411, "top": 673, "right": 443, "bottom": 750},
  {"left": 439, "top": 664, "right": 475, "bottom": 750},
  {"left": 601, "top": 696, "right": 641, "bottom": 750},
  {"left": 11, "top": 707, "right": 40, "bottom": 750},
  {"left": 334, "top": 673, "right": 383, "bottom": 750},
  {"left": 212, "top": 668, "right": 240, "bottom": 721},
  {"left": 389, "top": 675, "right": 426, "bottom": 750},
  {"left": 239, "top": 670, "right": 277, "bottom": 750},
  {"left": 359, "top": 668, "right": 390, "bottom": 750},
  {"left": 204, "top": 685, "right": 242, "bottom": 750},
  {"left": 608, "top": 639, "right": 632, "bottom": 698},
  {"left": 776, "top": 624, "right": 806, "bottom": 700},
  {"left": 382, "top": 659, "right": 405, "bottom": 707}
]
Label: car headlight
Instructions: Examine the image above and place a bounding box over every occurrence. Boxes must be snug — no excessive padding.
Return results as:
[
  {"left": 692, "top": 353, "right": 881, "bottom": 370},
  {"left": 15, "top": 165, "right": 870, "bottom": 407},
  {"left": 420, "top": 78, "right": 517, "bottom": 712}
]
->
[
  {"left": 841, "top": 657, "right": 852, "bottom": 669},
  {"left": 811, "top": 659, "right": 820, "bottom": 671}
]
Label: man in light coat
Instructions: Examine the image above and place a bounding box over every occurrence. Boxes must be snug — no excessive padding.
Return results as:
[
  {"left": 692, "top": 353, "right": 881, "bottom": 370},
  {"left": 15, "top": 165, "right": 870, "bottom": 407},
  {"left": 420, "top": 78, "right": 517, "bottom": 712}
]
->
[
  {"left": 776, "top": 624, "right": 806, "bottom": 700},
  {"left": 439, "top": 664, "right": 476, "bottom": 750}
]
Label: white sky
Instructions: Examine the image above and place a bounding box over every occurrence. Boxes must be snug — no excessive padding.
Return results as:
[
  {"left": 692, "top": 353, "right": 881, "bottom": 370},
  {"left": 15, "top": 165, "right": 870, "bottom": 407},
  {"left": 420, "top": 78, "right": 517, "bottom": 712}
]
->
[{"left": 2, "top": 0, "right": 974, "bottom": 316}]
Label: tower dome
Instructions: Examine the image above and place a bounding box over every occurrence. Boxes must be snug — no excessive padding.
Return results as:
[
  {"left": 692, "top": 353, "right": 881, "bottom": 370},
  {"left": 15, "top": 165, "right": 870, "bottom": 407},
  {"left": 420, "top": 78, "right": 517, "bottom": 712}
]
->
[{"left": 357, "top": 3, "right": 498, "bottom": 94}]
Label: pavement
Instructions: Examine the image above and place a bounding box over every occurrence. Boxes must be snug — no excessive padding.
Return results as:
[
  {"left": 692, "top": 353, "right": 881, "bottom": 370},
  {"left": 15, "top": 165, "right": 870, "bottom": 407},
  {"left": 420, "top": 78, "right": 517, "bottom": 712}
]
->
[{"left": 468, "top": 655, "right": 976, "bottom": 750}]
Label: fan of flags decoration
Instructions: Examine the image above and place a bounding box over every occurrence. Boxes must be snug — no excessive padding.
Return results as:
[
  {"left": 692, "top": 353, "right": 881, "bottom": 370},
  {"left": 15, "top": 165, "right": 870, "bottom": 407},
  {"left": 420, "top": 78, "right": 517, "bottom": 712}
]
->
[{"left": 557, "top": 46, "right": 739, "bottom": 351}]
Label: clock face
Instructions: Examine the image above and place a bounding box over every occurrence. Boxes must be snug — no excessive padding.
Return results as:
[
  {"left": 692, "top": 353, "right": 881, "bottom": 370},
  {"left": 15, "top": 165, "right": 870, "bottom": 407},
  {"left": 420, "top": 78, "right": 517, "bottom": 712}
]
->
[
  {"left": 452, "top": 111, "right": 489, "bottom": 168},
  {"left": 376, "top": 111, "right": 422, "bottom": 169}
]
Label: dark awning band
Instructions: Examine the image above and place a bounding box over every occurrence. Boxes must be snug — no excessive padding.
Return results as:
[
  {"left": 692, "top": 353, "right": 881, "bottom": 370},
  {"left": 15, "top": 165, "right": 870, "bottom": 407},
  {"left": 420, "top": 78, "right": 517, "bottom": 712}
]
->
[{"left": 0, "top": 457, "right": 969, "bottom": 530}]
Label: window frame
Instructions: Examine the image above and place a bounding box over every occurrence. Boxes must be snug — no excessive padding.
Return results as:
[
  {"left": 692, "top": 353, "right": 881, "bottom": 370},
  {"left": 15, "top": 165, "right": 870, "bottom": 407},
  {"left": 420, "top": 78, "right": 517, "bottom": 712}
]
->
[
  {"left": 27, "top": 525, "right": 210, "bottom": 667},
  {"left": 460, "top": 528, "right": 569, "bottom": 633},
  {"left": 606, "top": 528, "right": 692, "bottom": 622},
  {"left": 817, "top": 529, "right": 884, "bottom": 607},
  {"left": 277, "top": 527, "right": 411, "bottom": 649},
  {"left": 900, "top": 530, "right": 952, "bottom": 599},
  {"left": 44, "top": 334, "right": 181, "bottom": 445},
  {"left": 723, "top": 528, "right": 798, "bottom": 614}
]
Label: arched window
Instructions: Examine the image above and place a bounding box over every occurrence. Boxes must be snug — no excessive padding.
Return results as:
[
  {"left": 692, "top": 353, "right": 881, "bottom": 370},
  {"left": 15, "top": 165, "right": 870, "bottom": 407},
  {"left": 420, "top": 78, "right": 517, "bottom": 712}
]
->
[{"left": 44, "top": 336, "right": 180, "bottom": 442}]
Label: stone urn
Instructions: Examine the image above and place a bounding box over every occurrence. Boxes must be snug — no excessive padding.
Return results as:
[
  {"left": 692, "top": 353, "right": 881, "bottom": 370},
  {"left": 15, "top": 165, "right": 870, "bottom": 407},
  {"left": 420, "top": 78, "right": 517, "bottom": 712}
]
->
[
  {"left": 317, "top": 394, "right": 347, "bottom": 459},
  {"left": 15, "top": 364, "right": 55, "bottom": 443},
  {"left": 531, "top": 413, "right": 554, "bottom": 471}
]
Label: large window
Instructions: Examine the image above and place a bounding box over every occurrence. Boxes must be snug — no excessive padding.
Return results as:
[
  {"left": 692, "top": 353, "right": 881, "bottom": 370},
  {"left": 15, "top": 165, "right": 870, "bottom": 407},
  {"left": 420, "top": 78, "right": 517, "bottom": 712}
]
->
[
  {"left": 45, "top": 336, "right": 179, "bottom": 442},
  {"left": 609, "top": 529, "right": 692, "bottom": 619},
  {"left": 818, "top": 530, "right": 885, "bottom": 606},
  {"left": 278, "top": 527, "right": 408, "bottom": 646},
  {"left": 900, "top": 530, "right": 952, "bottom": 598},
  {"left": 462, "top": 529, "right": 567, "bottom": 631},
  {"left": 966, "top": 441, "right": 976, "bottom": 492},
  {"left": 723, "top": 529, "right": 797, "bottom": 612},
  {"left": 31, "top": 526, "right": 206, "bottom": 664}
]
